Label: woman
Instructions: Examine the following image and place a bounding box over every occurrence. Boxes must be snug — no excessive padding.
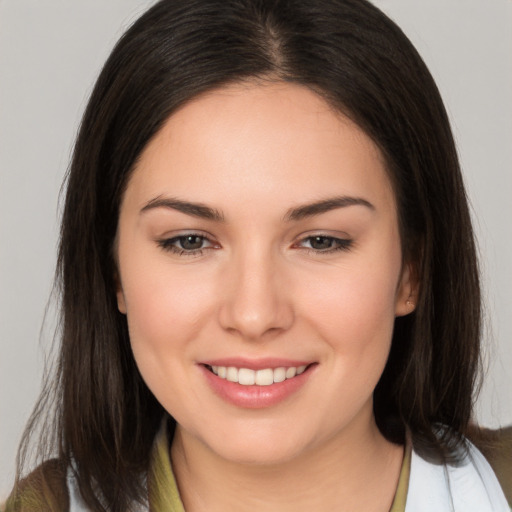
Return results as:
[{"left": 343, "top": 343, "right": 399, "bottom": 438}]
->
[{"left": 4, "top": 0, "right": 511, "bottom": 511}]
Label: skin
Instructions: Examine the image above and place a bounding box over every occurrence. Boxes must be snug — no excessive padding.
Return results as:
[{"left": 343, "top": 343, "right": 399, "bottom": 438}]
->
[{"left": 116, "top": 82, "right": 417, "bottom": 511}]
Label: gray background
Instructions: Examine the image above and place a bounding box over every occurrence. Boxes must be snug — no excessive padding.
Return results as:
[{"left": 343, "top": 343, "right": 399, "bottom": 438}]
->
[{"left": 1, "top": 0, "right": 511, "bottom": 498}]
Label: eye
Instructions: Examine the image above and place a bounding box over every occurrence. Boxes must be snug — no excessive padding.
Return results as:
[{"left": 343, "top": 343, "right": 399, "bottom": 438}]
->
[
  {"left": 297, "top": 235, "right": 352, "bottom": 253},
  {"left": 157, "top": 233, "right": 216, "bottom": 256}
]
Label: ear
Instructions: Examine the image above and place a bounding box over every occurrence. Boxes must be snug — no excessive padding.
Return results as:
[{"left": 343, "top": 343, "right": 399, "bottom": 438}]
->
[
  {"left": 395, "top": 261, "right": 419, "bottom": 317},
  {"left": 114, "top": 271, "right": 127, "bottom": 314}
]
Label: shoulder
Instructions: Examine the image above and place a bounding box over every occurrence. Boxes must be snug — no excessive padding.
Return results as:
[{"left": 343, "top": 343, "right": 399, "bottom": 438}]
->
[
  {"left": 3, "top": 459, "right": 69, "bottom": 512},
  {"left": 468, "top": 425, "right": 512, "bottom": 506}
]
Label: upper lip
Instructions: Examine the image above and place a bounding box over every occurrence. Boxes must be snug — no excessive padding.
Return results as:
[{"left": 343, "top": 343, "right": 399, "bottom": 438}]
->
[{"left": 200, "top": 357, "right": 314, "bottom": 371}]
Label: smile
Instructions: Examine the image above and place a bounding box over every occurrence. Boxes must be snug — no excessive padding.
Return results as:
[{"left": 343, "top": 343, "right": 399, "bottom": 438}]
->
[
  {"left": 207, "top": 365, "right": 308, "bottom": 386},
  {"left": 201, "top": 361, "right": 315, "bottom": 408}
]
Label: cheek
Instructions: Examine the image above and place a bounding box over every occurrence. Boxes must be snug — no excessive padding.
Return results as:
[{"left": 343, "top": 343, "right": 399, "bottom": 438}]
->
[
  {"left": 304, "top": 259, "right": 400, "bottom": 340},
  {"left": 118, "top": 248, "right": 216, "bottom": 363},
  {"left": 119, "top": 259, "right": 219, "bottom": 416},
  {"left": 296, "top": 242, "right": 402, "bottom": 391},
  {"left": 297, "top": 266, "right": 399, "bottom": 420}
]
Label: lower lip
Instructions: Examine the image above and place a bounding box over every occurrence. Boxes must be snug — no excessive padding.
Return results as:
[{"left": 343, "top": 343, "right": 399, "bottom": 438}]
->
[{"left": 200, "top": 365, "right": 315, "bottom": 409}]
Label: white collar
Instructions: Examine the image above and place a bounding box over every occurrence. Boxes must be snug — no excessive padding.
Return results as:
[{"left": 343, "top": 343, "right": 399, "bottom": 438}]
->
[{"left": 405, "top": 438, "right": 509, "bottom": 511}]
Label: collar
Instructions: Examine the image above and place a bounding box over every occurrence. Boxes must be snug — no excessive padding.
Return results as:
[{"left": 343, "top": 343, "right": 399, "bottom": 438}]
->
[{"left": 405, "top": 437, "right": 510, "bottom": 511}]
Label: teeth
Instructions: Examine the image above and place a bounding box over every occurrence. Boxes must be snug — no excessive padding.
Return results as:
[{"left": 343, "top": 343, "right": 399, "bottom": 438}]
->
[
  {"left": 255, "top": 368, "right": 274, "bottom": 386},
  {"left": 226, "top": 367, "right": 238, "bottom": 382},
  {"left": 273, "top": 367, "right": 286, "bottom": 383},
  {"left": 208, "top": 364, "right": 309, "bottom": 386},
  {"left": 238, "top": 368, "right": 255, "bottom": 385},
  {"left": 285, "top": 367, "right": 296, "bottom": 379}
]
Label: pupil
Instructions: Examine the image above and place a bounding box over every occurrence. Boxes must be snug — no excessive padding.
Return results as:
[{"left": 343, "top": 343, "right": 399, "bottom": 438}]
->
[
  {"left": 182, "top": 235, "right": 202, "bottom": 250},
  {"left": 311, "top": 236, "right": 332, "bottom": 250}
]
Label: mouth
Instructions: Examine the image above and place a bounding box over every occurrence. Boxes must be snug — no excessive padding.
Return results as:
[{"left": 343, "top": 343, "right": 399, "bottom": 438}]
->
[
  {"left": 200, "top": 361, "right": 316, "bottom": 408},
  {"left": 204, "top": 364, "right": 309, "bottom": 386}
]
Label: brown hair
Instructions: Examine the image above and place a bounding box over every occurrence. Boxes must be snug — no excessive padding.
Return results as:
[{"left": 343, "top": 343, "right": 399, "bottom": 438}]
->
[{"left": 14, "top": 0, "right": 481, "bottom": 510}]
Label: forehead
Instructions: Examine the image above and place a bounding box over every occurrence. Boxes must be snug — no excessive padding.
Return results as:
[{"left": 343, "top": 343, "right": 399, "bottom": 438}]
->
[{"left": 124, "top": 82, "right": 395, "bottom": 215}]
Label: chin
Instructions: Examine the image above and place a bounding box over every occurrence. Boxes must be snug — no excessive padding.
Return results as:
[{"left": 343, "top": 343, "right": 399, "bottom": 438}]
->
[
  {"left": 201, "top": 423, "right": 318, "bottom": 466},
  {"left": 215, "top": 443, "right": 304, "bottom": 466}
]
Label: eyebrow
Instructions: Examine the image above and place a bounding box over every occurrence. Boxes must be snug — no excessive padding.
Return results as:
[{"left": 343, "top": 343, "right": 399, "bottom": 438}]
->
[
  {"left": 140, "top": 196, "right": 225, "bottom": 221},
  {"left": 140, "top": 195, "right": 374, "bottom": 222},
  {"left": 284, "top": 196, "right": 375, "bottom": 221}
]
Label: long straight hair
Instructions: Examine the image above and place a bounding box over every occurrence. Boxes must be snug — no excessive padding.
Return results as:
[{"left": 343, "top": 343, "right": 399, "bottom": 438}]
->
[{"left": 15, "top": 0, "right": 481, "bottom": 510}]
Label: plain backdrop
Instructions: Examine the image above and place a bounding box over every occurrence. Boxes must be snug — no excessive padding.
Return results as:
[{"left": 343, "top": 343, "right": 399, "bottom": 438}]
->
[{"left": 1, "top": 0, "right": 511, "bottom": 498}]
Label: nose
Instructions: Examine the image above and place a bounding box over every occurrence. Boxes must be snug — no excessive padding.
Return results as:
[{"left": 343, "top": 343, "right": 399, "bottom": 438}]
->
[{"left": 218, "top": 248, "right": 294, "bottom": 341}]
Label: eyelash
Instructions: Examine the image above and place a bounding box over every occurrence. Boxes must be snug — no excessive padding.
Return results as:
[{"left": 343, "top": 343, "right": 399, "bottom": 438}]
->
[
  {"left": 295, "top": 235, "right": 353, "bottom": 254},
  {"left": 157, "top": 234, "right": 353, "bottom": 257},
  {"left": 157, "top": 233, "right": 214, "bottom": 257}
]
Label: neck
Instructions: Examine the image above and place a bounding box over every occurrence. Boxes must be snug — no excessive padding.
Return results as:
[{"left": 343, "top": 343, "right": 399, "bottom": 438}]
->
[{"left": 170, "top": 415, "right": 403, "bottom": 512}]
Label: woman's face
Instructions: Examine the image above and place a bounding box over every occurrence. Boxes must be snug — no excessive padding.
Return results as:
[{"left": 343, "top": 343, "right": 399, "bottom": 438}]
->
[{"left": 116, "top": 82, "right": 414, "bottom": 464}]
